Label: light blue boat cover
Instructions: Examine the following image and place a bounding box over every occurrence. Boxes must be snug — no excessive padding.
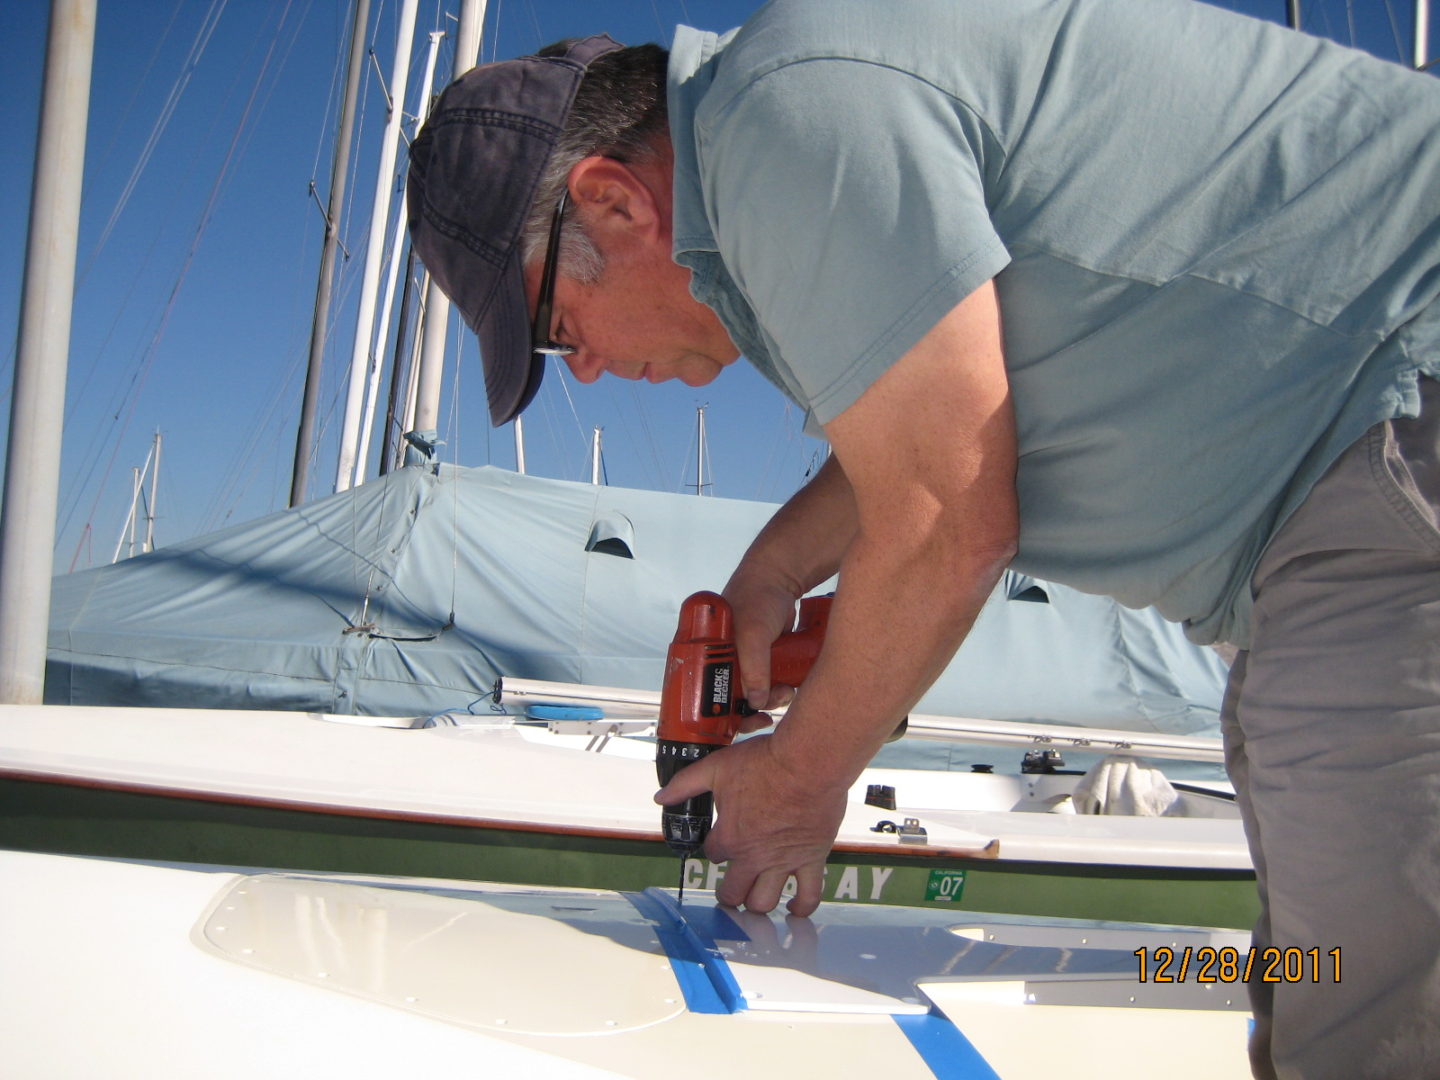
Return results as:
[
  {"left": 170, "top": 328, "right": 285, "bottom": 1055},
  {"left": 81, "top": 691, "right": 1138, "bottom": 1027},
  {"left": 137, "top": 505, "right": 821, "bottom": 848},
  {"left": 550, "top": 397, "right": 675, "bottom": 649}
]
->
[{"left": 46, "top": 464, "right": 1226, "bottom": 736}]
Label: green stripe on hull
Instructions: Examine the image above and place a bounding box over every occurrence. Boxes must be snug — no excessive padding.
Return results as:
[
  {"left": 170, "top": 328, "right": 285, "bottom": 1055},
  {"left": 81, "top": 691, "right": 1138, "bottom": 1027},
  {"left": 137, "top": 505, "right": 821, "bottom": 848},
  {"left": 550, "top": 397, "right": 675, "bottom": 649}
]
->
[{"left": 0, "top": 777, "right": 1257, "bottom": 929}]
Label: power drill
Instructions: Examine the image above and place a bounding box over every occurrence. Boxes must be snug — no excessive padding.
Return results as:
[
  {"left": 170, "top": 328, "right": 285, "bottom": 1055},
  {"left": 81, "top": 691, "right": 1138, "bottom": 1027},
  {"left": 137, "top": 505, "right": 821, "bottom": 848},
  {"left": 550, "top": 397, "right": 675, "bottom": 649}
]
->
[{"left": 655, "top": 590, "right": 831, "bottom": 866}]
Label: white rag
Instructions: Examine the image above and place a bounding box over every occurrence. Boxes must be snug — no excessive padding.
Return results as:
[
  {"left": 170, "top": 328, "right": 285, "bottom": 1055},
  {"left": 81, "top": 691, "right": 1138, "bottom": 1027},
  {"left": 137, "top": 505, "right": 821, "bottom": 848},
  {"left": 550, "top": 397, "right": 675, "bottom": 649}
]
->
[{"left": 1070, "top": 754, "right": 1184, "bottom": 816}]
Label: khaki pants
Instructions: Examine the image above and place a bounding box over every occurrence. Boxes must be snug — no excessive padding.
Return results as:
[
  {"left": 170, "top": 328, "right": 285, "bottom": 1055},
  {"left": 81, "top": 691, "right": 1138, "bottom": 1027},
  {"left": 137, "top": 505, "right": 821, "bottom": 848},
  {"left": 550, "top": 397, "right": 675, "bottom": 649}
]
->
[{"left": 1224, "top": 376, "right": 1440, "bottom": 1080}]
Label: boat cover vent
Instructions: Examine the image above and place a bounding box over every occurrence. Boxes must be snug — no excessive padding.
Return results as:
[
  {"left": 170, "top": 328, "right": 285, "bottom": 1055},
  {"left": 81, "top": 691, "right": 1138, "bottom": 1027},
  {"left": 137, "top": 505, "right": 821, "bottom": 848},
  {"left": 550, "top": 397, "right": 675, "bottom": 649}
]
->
[{"left": 586, "top": 513, "right": 635, "bottom": 559}]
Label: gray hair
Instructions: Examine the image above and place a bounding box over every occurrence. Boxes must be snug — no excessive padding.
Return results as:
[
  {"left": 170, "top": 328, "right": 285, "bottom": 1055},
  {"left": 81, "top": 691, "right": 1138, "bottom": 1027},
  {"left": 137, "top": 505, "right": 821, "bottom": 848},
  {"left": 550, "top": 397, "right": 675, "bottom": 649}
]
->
[{"left": 520, "top": 43, "right": 669, "bottom": 284}]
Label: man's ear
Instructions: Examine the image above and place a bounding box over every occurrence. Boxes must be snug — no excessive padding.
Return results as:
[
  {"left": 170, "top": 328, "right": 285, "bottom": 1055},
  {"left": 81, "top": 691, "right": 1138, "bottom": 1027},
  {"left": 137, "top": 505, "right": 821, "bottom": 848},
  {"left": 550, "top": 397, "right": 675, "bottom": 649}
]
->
[{"left": 568, "top": 156, "right": 660, "bottom": 239}]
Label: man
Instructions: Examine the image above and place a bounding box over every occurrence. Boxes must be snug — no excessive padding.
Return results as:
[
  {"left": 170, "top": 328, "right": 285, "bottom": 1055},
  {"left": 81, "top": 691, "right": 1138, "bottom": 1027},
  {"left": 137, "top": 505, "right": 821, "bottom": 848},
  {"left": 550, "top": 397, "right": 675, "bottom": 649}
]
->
[{"left": 407, "top": 1, "right": 1440, "bottom": 1076}]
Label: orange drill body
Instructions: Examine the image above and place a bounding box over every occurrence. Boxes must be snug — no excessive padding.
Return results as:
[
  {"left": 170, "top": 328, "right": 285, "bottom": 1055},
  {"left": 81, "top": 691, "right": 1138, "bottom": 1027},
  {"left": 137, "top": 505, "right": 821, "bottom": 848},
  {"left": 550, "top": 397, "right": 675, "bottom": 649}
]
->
[{"left": 655, "top": 590, "right": 830, "bottom": 856}]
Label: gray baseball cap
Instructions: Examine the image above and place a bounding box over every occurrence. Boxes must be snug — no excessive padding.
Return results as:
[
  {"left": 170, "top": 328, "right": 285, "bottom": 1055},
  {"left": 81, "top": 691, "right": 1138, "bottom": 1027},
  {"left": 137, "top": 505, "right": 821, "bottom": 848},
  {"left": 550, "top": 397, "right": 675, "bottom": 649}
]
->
[{"left": 407, "top": 35, "right": 623, "bottom": 426}]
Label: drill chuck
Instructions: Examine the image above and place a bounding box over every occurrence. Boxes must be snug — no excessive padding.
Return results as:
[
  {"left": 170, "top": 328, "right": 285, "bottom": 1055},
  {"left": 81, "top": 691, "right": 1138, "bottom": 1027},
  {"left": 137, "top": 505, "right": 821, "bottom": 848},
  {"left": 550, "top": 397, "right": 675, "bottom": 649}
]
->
[
  {"left": 657, "top": 738, "right": 716, "bottom": 856},
  {"left": 661, "top": 799, "right": 713, "bottom": 856}
]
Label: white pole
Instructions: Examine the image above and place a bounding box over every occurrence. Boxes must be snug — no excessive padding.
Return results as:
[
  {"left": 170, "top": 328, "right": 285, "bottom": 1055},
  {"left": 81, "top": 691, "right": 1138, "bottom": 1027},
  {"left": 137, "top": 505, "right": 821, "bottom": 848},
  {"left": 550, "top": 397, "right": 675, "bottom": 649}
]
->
[
  {"left": 128, "top": 467, "right": 141, "bottom": 559},
  {"left": 0, "top": 0, "right": 95, "bottom": 704},
  {"left": 590, "top": 427, "right": 603, "bottom": 484},
  {"left": 334, "top": 0, "right": 420, "bottom": 492},
  {"left": 354, "top": 29, "right": 444, "bottom": 486},
  {"left": 455, "top": 0, "right": 488, "bottom": 71},
  {"left": 144, "top": 430, "right": 161, "bottom": 552},
  {"left": 514, "top": 414, "right": 527, "bottom": 474},
  {"left": 410, "top": 0, "right": 488, "bottom": 441},
  {"left": 1416, "top": 0, "right": 1431, "bottom": 70},
  {"left": 694, "top": 405, "right": 708, "bottom": 495},
  {"left": 356, "top": 200, "right": 410, "bottom": 483},
  {"left": 410, "top": 293, "right": 449, "bottom": 438}
]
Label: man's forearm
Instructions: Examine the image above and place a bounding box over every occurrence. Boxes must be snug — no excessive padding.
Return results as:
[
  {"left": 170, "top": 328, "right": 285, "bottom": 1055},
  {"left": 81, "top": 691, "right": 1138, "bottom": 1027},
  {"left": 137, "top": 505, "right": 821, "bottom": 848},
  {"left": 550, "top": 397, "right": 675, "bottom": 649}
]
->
[
  {"left": 726, "top": 454, "right": 856, "bottom": 601},
  {"left": 767, "top": 507, "right": 1014, "bottom": 791},
  {"left": 767, "top": 279, "right": 1018, "bottom": 788}
]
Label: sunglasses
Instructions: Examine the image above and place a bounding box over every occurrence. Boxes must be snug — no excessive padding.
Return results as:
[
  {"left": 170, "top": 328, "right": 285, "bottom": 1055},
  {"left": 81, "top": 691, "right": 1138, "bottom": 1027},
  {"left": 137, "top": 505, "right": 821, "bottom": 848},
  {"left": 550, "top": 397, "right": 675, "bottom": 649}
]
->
[{"left": 531, "top": 189, "right": 576, "bottom": 358}]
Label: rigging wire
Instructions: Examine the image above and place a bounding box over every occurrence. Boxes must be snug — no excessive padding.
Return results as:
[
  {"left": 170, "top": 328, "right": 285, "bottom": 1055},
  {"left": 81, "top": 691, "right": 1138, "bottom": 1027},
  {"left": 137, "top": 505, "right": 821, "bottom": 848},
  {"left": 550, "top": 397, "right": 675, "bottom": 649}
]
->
[
  {"left": 522, "top": 0, "right": 544, "bottom": 47},
  {"left": 307, "top": 0, "right": 350, "bottom": 185},
  {"left": 345, "top": 291, "right": 465, "bottom": 641},
  {"left": 536, "top": 382, "right": 573, "bottom": 479},
  {"left": 617, "top": 381, "right": 666, "bottom": 490},
  {"left": 80, "top": 3, "right": 186, "bottom": 222},
  {"left": 489, "top": 0, "right": 505, "bottom": 63},
  {"left": 552, "top": 356, "right": 600, "bottom": 478},
  {"left": 1376, "top": 0, "right": 1411, "bottom": 63},
  {"left": 60, "top": 0, "right": 310, "bottom": 566},
  {"left": 156, "top": 0, "right": 323, "bottom": 534},
  {"left": 751, "top": 399, "right": 797, "bottom": 502},
  {"left": 83, "top": 0, "right": 231, "bottom": 278},
  {"left": 57, "top": 0, "right": 229, "bottom": 496}
]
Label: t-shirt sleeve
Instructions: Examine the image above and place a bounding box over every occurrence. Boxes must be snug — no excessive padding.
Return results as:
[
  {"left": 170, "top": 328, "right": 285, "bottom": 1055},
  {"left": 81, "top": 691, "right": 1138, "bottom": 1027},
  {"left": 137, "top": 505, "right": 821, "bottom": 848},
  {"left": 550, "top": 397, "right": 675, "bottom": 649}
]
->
[{"left": 695, "top": 57, "right": 1011, "bottom": 425}]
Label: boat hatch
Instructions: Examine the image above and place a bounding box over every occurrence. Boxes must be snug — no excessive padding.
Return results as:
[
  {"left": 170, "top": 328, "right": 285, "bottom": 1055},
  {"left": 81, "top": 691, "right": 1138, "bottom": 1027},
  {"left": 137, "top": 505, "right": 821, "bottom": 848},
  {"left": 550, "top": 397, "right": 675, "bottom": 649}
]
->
[
  {"left": 193, "top": 874, "right": 686, "bottom": 1035},
  {"left": 194, "top": 873, "right": 1242, "bottom": 1035}
]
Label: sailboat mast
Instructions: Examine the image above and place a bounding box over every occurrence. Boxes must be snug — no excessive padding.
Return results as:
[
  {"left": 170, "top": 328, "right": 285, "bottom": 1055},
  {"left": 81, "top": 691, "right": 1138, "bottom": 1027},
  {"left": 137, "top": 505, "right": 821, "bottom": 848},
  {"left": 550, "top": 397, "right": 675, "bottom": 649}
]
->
[
  {"left": 354, "top": 29, "right": 444, "bottom": 487},
  {"left": 455, "top": 0, "right": 487, "bottom": 64},
  {"left": 379, "top": 247, "right": 419, "bottom": 475},
  {"left": 335, "top": 0, "right": 420, "bottom": 493},
  {"left": 0, "top": 0, "right": 95, "bottom": 704},
  {"left": 290, "top": 0, "right": 370, "bottom": 507},
  {"left": 144, "top": 430, "right": 161, "bottom": 553},
  {"left": 127, "top": 468, "right": 141, "bottom": 559},
  {"left": 410, "top": 0, "right": 490, "bottom": 445},
  {"left": 694, "top": 405, "right": 708, "bottom": 496},
  {"left": 1415, "top": 0, "right": 1431, "bottom": 70}
]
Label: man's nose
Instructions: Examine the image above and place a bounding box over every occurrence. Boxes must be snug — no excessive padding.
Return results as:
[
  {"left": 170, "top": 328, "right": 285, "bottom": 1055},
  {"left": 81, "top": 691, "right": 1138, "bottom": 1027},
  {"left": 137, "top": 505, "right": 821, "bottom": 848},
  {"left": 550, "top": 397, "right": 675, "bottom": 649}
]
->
[{"left": 564, "top": 350, "right": 605, "bottom": 384}]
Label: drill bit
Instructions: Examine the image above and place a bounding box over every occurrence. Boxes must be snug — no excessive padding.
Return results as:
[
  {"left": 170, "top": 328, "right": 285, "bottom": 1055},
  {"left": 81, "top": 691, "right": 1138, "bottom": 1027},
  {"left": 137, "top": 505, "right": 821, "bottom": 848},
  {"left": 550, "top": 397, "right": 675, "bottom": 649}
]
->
[{"left": 676, "top": 854, "right": 686, "bottom": 905}]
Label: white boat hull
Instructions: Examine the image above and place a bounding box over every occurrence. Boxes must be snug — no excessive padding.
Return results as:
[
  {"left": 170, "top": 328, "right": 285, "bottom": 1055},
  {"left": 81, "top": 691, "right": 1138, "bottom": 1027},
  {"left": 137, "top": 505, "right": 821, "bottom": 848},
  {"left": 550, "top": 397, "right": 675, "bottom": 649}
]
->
[{"left": 0, "top": 850, "right": 1254, "bottom": 1079}]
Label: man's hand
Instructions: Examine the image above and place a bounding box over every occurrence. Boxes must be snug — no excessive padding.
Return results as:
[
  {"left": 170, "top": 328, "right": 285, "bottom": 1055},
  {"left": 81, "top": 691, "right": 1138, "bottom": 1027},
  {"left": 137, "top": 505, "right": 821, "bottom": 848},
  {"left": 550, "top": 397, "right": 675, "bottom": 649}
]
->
[
  {"left": 722, "top": 574, "right": 805, "bottom": 713},
  {"left": 654, "top": 732, "right": 846, "bottom": 916},
  {"left": 721, "top": 453, "right": 858, "bottom": 711}
]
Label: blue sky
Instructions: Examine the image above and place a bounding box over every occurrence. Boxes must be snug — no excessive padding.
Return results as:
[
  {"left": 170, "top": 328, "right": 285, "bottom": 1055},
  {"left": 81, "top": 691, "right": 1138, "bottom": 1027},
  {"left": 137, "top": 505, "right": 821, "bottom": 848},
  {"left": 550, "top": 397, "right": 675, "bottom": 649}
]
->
[{"left": 1, "top": 0, "right": 1432, "bottom": 569}]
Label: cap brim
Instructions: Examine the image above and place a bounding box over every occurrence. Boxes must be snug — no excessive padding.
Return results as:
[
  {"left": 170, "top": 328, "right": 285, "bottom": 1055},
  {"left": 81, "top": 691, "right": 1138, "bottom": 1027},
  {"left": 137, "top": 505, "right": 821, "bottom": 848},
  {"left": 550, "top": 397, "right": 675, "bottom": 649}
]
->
[{"left": 478, "top": 251, "right": 546, "bottom": 427}]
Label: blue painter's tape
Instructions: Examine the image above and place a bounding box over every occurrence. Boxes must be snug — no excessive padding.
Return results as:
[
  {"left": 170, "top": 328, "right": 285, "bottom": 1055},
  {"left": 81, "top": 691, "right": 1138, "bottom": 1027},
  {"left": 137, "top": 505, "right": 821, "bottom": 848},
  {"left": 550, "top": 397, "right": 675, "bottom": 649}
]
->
[
  {"left": 676, "top": 902, "right": 748, "bottom": 944},
  {"left": 624, "top": 888, "right": 747, "bottom": 1015},
  {"left": 893, "top": 1012, "right": 1002, "bottom": 1079}
]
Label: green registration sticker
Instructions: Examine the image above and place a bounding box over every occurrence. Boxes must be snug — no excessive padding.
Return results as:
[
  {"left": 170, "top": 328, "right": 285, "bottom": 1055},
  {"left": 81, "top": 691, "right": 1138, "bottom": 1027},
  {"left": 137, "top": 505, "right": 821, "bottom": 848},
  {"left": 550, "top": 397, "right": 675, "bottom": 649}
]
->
[{"left": 925, "top": 868, "right": 967, "bottom": 903}]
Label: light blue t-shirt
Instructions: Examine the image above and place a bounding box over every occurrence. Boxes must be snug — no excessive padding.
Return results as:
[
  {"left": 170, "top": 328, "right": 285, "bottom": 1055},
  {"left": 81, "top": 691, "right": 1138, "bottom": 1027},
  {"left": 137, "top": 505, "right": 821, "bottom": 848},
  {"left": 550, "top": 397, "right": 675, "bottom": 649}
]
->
[{"left": 667, "top": 0, "right": 1440, "bottom": 647}]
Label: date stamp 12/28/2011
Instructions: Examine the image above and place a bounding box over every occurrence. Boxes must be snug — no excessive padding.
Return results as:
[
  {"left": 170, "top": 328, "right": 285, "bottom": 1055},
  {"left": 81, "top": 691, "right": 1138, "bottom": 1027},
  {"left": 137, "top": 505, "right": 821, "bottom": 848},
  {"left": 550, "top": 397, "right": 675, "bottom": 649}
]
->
[{"left": 1136, "top": 946, "right": 1341, "bottom": 984}]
